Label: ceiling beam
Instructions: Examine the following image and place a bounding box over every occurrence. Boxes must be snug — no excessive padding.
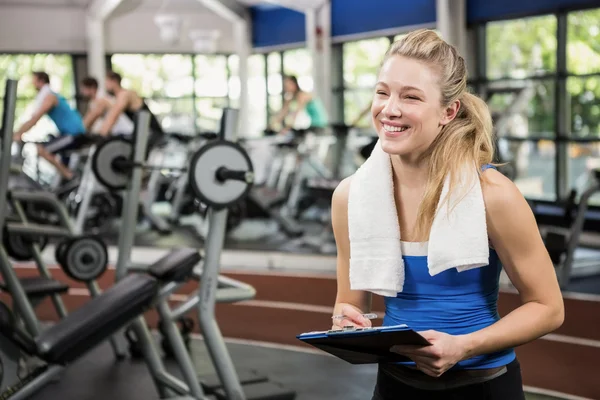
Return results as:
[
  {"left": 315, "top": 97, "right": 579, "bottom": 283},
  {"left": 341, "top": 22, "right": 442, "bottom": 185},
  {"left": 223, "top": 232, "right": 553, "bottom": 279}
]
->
[
  {"left": 87, "top": 0, "right": 124, "bottom": 20},
  {"left": 262, "top": 0, "right": 327, "bottom": 13},
  {"left": 196, "top": 0, "right": 246, "bottom": 22}
]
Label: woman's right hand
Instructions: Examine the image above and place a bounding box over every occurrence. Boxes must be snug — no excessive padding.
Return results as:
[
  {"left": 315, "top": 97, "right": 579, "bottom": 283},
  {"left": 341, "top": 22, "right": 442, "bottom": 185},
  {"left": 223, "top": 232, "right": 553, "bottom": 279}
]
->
[{"left": 331, "top": 303, "right": 373, "bottom": 330}]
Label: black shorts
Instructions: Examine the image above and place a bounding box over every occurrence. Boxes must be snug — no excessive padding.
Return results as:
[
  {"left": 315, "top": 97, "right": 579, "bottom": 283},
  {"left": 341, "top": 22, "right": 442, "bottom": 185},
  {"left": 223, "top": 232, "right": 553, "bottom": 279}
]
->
[
  {"left": 372, "top": 359, "right": 525, "bottom": 400},
  {"left": 42, "top": 134, "right": 94, "bottom": 155}
]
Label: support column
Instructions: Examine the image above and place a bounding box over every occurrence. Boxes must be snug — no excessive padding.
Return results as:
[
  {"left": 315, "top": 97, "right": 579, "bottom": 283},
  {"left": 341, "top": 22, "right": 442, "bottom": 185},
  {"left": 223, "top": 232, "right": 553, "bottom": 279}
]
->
[
  {"left": 436, "top": 0, "right": 467, "bottom": 55},
  {"left": 305, "top": 1, "right": 332, "bottom": 117},
  {"left": 305, "top": 8, "right": 320, "bottom": 94},
  {"left": 86, "top": 16, "right": 106, "bottom": 90},
  {"left": 196, "top": 0, "right": 249, "bottom": 136},
  {"left": 233, "top": 18, "right": 251, "bottom": 136},
  {"left": 86, "top": 0, "right": 124, "bottom": 91},
  {"left": 318, "top": 1, "right": 332, "bottom": 117}
]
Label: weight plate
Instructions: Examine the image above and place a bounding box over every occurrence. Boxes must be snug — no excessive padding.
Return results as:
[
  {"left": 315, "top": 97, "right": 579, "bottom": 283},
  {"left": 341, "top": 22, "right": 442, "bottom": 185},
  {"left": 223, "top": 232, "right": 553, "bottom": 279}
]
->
[
  {"left": 3, "top": 226, "right": 48, "bottom": 261},
  {"left": 91, "top": 137, "right": 133, "bottom": 191},
  {"left": 188, "top": 140, "right": 254, "bottom": 210},
  {"left": 55, "top": 239, "right": 72, "bottom": 266},
  {"left": 62, "top": 236, "right": 109, "bottom": 282}
]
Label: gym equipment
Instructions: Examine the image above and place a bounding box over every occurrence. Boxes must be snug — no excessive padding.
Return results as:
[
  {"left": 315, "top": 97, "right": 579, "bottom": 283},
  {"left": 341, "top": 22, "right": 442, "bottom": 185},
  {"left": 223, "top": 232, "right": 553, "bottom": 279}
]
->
[
  {"left": 2, "top": 221, "right": 49, "bottom": 261},
  {"left": 72, "top": 132, "right": 176, "bottom": 237},
  {"left": 188, "top": 140, "right": 254, "bottom": 209},
  {"left": 0, "top": 79, "right": 123, "bottom": 359},
  {"left": 165, "top": 132, "right": 218, "bottom": 223},
  {"left": 0, "top": 248, "right": 204, "bottom": 399},
  {"left": 113, "top": 110, "right": 295, "bottom": 399},
  {"left": 545, "top": 169, "right": 600, "bottom": 288},
  {"left": 58, "top": 236, "right": 109, "bottom": 282},
  {"left": 283, "top": 177, "right": 338, "bottom": 254},
  {"left": 91, "top": 132, "right": 253, "bottom": 210},
  {"left": 224, "top": 118, "right": 306, "bottom": 238}
]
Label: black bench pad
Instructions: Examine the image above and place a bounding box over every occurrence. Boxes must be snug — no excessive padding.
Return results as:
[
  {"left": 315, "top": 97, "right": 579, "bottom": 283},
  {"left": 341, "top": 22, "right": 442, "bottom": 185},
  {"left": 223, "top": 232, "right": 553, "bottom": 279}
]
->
[
  {"left": 0, "top": 277, "right": 69, "bottom": 297},
  {"left": 35, "top": 273, "right": 158, "bottom": 364},
  {"left": 148, "top": 248, "right": 201, "bottom": 283}
]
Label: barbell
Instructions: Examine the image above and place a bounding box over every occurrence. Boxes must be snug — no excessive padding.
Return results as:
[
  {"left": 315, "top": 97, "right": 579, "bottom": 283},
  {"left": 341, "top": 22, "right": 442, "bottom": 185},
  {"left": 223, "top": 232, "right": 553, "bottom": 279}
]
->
[{"left": 91, "top": 136, "right": 255, "bottom": 210}]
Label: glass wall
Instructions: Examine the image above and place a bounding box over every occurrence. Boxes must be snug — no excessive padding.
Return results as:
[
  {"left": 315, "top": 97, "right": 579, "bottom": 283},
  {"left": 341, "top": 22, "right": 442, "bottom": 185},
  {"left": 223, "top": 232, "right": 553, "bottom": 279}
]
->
[
  {"left": 480, "top": 8, "right": 600, "bottom": 205},
  {"left": 342, "top": 37, "right": 390, "bottom": 127},
  {"left": 281, "top": 48, "right": 313, "bottom": 129},
  {"left": 485, "top": 15, "right": 558, "bottom": 201},
  {"left": 111, "top": 54, "right": 196, "bottom": 134},
  {"left": 266, "top": 52, "right": 282, "bottom": 128},
  {"left": 0, "top": 54, "right": 75, "bottom": 141},
  {"left": 194, "top": 54, "right": 229, "bottom": 132},
  {"left": 4, "top": 6, "right": 598, "bottom": 208},
  {"left": 566, "top": 8, "right": 600, "bottom": 203}
]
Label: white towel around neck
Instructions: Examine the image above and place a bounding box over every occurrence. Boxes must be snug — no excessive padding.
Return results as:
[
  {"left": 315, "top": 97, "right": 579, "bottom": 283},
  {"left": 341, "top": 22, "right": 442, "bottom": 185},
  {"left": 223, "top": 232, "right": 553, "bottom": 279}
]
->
[{"left": 347, "top": 139, "right": 490, "bottom": 297}]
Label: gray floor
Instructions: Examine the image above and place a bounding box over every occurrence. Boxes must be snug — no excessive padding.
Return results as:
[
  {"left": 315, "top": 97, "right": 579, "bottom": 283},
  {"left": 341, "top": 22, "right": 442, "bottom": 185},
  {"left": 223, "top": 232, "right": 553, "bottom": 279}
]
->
[
  {"left": 29, "top": 338, "right": 378, "bottom": 400},
  {"left": 28, "top": 337, "right": 561, "bottom": 400}
]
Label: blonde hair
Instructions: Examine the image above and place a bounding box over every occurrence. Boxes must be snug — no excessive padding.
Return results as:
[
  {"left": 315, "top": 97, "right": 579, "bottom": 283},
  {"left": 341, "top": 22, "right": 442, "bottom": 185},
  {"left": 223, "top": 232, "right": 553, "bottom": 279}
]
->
[{"left": 382, "top": 29, "right": 495, "bottom": 241}]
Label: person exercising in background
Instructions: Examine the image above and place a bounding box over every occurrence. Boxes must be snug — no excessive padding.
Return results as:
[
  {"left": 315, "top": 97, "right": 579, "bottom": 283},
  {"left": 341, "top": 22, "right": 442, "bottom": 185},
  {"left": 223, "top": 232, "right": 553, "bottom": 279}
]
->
[
  {"left": 80, "top": 76, "right": 134, "bottom": 136},
  {"left": 13, "top": 71, "right": 86, "bottom": 183},
  {"left": 271, "top": 75, "right": 329, "bottom": 134},
  {"left": 97, "top": 71, "right": 165, "bottom": 149}
]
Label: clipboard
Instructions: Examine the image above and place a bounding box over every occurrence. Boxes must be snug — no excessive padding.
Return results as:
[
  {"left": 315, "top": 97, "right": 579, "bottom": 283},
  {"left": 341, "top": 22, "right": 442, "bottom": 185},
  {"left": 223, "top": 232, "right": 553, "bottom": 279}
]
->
[{"left": 296, "top": 324, "right": 431, "bottom": 365}]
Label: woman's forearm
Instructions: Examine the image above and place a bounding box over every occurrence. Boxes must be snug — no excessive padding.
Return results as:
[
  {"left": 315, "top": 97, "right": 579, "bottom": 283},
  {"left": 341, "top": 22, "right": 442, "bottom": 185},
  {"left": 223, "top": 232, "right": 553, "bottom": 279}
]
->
[{"left": 461, "top": 301, "right": 564, "bottom": 359}]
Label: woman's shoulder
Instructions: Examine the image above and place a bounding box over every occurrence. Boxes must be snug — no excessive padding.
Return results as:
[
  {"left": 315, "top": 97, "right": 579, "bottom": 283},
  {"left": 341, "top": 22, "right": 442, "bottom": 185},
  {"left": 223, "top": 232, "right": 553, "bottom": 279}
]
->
[
  {"left": 297, "top": 91, "right": 313, "bottom": 101},
  {"left": 332, "top": 175, "right": 354, "bottom": 206},
  {"left": 480, "top": 167, "right": 527, "bottom": 217}
]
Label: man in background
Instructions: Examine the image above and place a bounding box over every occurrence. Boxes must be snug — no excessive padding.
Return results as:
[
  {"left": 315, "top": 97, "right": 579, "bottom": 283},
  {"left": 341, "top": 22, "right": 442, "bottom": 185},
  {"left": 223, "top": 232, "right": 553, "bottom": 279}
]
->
[
  {"left": 13, "top": 71, "right": 85, "bottom": 183},
  {"left": 80, "top": 76, "right": 134, "bottom": 136}
]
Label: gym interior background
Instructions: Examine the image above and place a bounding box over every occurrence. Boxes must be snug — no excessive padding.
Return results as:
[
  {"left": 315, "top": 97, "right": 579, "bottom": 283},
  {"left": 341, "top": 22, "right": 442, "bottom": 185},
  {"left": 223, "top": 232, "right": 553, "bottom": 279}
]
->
[{"left": 1, "top": 0, "right": 600, "bottom": 399}]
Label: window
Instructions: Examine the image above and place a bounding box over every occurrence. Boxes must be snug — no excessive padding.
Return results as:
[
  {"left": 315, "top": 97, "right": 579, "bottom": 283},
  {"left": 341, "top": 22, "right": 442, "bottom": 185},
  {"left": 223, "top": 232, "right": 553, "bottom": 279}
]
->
[
  {"left": 564, "top": 8, "right": 600, "bottom": 204},
  {"left": 282, "top": 48, "right": 313, "bottom": 92},
  {"left": 343, "top": 37, "right": 389, "bottom": 89},
  {"left": 194, "top": 55, "right": 229, "bottom": 132},
  {"left": 509, "top": 140, "right": 556, "bottom": 201},
  {"left": 111, "top": 54, "right": 194, "bottom": 133},
  {"left": 483, "top": 15, "right": 559, "bottom": 201},
  {"left": 342, "top": 37, "right": 390, "bottom": 127},
  {"left": 111, "top": 54, "right": 194, "bottom": 98},
  {"left": 568, "top": 76, "right": 600, "bottom": 139},
  {"left": 228, "top": 55, "right": 240, "bottom": 108},
  {"left": 344, "top": 89, "right": 373, "bottom": 127},
  {"left": 267, "top": 52, "right": 282, "bottom": 124},
  {"left": 486, "top": 15, "right": 557, "bottom": 79},
  {"left": 147, "top": 98, "right": 196, "bottom": 135},
  {"left": 487, "top": 79, "right": 555, "bottom": 139},
  {"left": 194, "top": 55, "right": 228, "bottom": 98},
  {"left": 195, "top": 97, "right": 229, "bottom": 132},
  {"left": 567, "top": 8, "right": 600, "bottom": 75},
  {"left": 0, "top": 54, "right": 75, "bottom": 141},
  {"left": 249, "top": 54, "right": 268, "bottom": 135}
]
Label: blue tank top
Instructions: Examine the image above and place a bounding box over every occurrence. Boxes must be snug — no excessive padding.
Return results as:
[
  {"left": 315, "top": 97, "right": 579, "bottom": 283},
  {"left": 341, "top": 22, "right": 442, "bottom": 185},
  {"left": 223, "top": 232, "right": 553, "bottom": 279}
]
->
[
  {"left": 382, "top": 164, "right": 516, "bottom": 370},
  {"left": 46, "top": 92, "right": 85, "bottom": 135}
]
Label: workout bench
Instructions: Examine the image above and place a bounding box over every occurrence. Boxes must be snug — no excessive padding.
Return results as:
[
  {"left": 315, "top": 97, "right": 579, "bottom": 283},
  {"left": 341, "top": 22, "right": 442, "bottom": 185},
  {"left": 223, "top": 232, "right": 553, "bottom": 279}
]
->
[{"left": 0, "top": 248, "right": 202, "bottom": 400}]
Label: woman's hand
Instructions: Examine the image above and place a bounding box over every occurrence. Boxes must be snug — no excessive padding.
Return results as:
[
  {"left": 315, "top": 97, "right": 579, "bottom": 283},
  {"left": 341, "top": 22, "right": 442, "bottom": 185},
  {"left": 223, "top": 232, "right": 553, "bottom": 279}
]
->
[
  {"left": 390, "top": 330, "right": 471, "bottom": 378},
  {"left": 331, "top": 303, "right": 372, "bottom": 330}
]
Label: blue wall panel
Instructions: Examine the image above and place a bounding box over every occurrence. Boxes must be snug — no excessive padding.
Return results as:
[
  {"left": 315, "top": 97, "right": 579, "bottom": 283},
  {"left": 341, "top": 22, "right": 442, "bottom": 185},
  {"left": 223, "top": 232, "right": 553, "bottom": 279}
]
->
[
  {"left": 251, "top": 6, "right": 306, "bottom": 48},
  {"left": 250, "top": 0, "right": 436, "bottom": 48},
  {"left": 467, "top": 0, "right": 600, "bottom": 23},
  {"left": 250, "top": 0, "right": 600, "bottom": 48},
  {"left": 331, "top": 0, "right": 436, "bottom": 37}
]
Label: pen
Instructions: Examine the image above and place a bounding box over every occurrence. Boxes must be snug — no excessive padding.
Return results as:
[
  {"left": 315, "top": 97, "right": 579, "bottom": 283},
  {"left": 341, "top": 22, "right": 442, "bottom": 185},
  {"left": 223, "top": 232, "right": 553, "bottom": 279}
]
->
[{"left": 331, "top": 313, "right": 378, "bottom": 320}]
